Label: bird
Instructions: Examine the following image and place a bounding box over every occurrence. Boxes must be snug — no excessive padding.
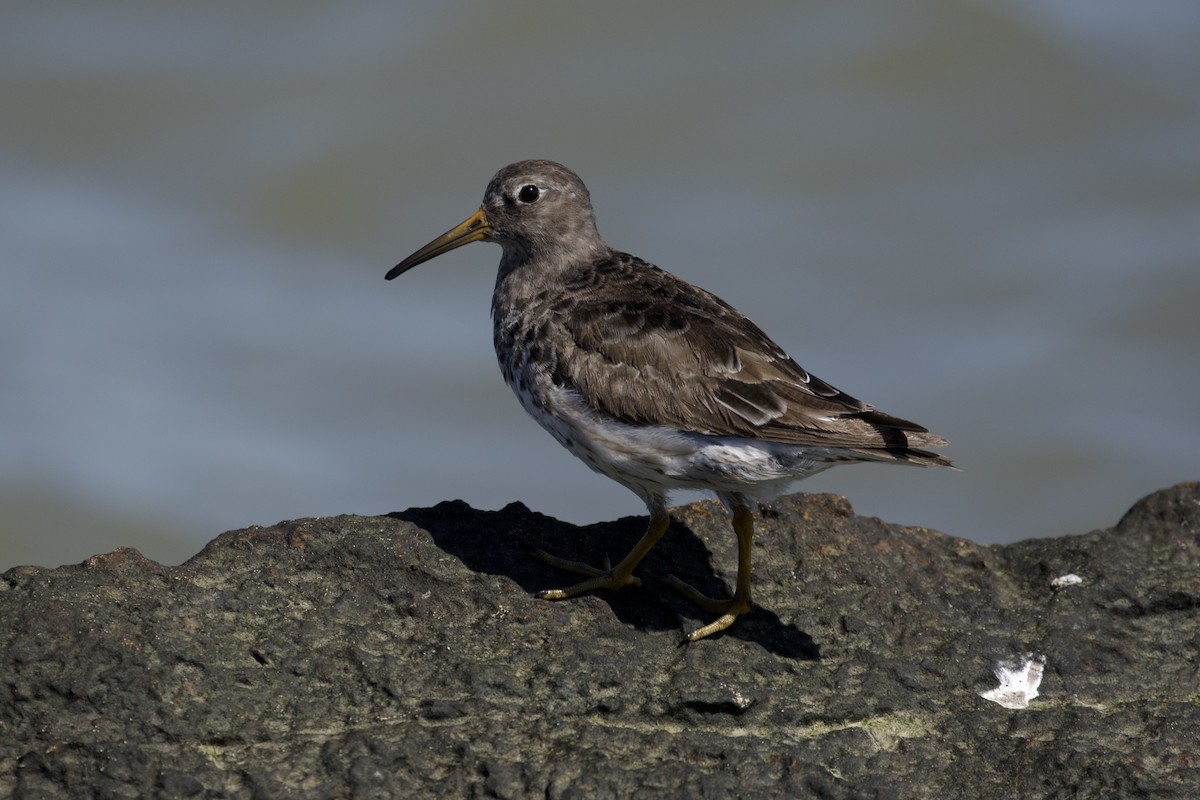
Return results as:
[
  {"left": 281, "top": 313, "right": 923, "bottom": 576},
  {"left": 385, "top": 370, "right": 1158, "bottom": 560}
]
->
[{"left": 386, "top": 159, "right": 952, "bottom": 642}]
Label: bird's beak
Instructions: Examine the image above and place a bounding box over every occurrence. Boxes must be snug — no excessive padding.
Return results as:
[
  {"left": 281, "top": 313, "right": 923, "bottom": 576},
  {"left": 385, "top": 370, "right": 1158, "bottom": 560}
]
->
[{"left": 386, "top": 208, "right": 490, "bottom": 280}]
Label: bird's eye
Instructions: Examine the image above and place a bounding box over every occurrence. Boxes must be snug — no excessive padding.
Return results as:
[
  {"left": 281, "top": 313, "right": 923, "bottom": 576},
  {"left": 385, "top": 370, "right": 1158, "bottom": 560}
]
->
[{"left": 517, "top": 184, "right": 540, "bottom": 203}]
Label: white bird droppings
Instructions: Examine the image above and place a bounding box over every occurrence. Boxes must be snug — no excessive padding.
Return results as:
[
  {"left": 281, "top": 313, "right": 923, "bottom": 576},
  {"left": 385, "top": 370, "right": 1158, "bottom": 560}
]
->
[
  {"left": 1051, "top": 573, "right": 1083, "bottom": 589},
  {"left": 980, "top": 653, "right": 1046, "bottom": 709}
]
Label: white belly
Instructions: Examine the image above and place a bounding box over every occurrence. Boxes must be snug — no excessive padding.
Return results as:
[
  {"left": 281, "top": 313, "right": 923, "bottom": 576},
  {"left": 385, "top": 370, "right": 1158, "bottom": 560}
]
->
[{"left": 509, "top": 380, "right": 839, "bottom": 509}]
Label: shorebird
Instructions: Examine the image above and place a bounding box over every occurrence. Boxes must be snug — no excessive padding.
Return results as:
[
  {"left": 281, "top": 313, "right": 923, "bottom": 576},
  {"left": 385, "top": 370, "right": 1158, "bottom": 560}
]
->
[{"left": 387, "top": 160, "right": 952, "bottom": 641}]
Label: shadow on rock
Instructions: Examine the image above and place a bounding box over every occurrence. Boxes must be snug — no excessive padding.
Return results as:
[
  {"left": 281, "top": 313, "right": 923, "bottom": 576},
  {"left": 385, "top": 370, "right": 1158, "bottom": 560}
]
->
[{"left": 389, "top": 500, "right": 819, "bottom": 659}]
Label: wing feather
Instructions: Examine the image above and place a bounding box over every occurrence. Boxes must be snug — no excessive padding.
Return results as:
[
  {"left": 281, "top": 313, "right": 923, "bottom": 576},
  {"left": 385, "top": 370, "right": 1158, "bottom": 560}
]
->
[{"left": 548, "top": 252, "right": 950, "bottom": 465}]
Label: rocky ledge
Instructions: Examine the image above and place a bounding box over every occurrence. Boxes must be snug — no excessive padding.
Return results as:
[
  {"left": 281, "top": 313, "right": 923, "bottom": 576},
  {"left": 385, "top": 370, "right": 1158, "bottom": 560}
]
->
[{"left": 2, "top": 484, "right": 1198, "bottom": 798}]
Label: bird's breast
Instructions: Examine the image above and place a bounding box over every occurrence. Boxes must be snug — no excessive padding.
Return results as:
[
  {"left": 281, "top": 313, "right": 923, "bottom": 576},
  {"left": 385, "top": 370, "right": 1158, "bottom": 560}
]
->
[{"left": 492, "top": 296, "right": 558, "bottom": 407}]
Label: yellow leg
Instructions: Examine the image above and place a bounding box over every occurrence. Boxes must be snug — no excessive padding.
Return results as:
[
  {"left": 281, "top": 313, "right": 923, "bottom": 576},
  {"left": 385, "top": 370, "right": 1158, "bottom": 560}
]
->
[
  {"left": 662, "top": 505, "right": 755, "bottom": 641},
  {"left": 533, "top": 511, "right": 670, "bottom": 599}
]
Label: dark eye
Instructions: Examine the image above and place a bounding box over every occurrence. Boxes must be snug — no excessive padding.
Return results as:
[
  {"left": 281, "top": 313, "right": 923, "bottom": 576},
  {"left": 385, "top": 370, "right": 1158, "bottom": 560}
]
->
[{"left": 517, "top": 184, "right": 540, "bottom": 203}]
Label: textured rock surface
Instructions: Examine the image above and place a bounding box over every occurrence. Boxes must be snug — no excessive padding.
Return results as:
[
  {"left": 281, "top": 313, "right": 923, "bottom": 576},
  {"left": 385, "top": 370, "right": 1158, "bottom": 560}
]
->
[{"left": 2, "top": 484, "right": 1198, "bottom": 798}]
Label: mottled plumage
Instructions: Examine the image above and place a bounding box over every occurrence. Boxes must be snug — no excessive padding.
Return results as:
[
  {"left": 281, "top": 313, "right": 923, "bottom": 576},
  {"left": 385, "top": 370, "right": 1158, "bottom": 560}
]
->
[{"left": 388, "top": 159, "right": 951, "bottom": 641}]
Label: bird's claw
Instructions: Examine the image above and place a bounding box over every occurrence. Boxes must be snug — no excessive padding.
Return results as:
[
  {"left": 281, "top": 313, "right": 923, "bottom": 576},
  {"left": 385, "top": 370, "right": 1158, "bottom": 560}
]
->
[
  {"left": 662, "top": 574, "right": 751, "bottom": 642},
  {"left": 531, "top": 549, "right": 641, "bottom": 598}
]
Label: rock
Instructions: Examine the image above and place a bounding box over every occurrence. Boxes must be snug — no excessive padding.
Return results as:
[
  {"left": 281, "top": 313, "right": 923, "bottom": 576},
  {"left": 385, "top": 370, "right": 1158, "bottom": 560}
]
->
[{"left": 2, "top": 484, "right": 1198, "bottom": 798}]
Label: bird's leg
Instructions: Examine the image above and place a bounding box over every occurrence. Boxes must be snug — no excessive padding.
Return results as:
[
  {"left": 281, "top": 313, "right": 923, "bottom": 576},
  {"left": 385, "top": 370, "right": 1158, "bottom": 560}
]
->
[
  {"left": 533, "top": 511, "right": 670, "bottom": 599},
  {"left": 662, "top": 505, "right": 754, "bottom": 641}
]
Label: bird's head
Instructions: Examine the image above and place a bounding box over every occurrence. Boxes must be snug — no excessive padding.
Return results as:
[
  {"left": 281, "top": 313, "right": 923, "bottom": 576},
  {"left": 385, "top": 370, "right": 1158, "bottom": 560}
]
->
[{"left": 386, "top": 159, "right": 603, "bottom": 281}]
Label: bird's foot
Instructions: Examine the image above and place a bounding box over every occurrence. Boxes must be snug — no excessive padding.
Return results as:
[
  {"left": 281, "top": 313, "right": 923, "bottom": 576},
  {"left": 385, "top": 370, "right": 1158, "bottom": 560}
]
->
[
  {"left": 661, "top": 575, "right": 751, "bottom": 642},
  {"left": 531, "top": 549, "right": 641, "bottom": 599}
]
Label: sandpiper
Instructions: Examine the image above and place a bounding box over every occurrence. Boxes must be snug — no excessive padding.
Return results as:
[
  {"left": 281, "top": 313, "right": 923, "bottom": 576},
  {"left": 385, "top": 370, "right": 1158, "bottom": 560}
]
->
[{"left": 387, "top": 160, "right": 952, "bottom": 641}]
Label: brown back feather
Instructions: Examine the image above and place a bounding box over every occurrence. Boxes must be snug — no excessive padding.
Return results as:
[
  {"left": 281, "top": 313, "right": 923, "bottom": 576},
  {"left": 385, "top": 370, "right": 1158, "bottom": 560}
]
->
[{"left": 549, "top": 252, "right": 951, "bottom": 466}]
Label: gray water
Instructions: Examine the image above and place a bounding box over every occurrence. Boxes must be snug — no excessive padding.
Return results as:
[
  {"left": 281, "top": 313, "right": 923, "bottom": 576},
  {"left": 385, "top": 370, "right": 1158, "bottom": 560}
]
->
[{"left": 3, "top": 1, "right": 1198, "bottom": 569}]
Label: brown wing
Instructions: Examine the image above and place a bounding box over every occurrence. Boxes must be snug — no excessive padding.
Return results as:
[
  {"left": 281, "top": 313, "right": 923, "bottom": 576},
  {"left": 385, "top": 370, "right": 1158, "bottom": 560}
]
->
[{"left": 550, "top": 252, "right": 951, "bottom": 465}]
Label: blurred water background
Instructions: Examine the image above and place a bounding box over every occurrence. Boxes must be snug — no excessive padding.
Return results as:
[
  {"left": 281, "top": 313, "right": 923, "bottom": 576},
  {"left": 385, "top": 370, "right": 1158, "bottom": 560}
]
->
[{"left": 3, "top": 1, "right": 1198, "bottom": 569}]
